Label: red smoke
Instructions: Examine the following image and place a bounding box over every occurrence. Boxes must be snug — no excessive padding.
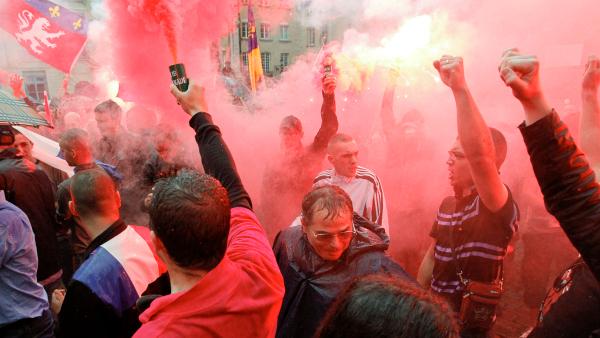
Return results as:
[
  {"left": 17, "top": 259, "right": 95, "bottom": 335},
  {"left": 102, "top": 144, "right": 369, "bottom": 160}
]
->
[
  {"left": 103, "top": 0, "right": 236, "bottom": 112},
  {"left": 131, "top": 0, "right": 180, "bottom": 63}
]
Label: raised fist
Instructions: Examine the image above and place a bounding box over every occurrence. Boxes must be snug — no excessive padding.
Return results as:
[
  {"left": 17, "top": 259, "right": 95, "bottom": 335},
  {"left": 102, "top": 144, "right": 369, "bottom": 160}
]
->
[
  {"left": 582, "top": 55, "right": 600, "bottom": 92},
  {"left": 323, "top": 75, "right": 336, "bottom": 95},
  {"left": 433, "top": 55, "right": 467, "bottom": 90},
  {"left": 170, "top": 80, "right": 208, "bottom": 116},
  {"left": 498, "top": 48, "right": 542, "bottom": 102}
]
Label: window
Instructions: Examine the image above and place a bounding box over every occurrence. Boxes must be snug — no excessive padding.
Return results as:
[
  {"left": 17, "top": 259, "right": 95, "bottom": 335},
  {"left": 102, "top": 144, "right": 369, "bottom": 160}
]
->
[
  {"left": 279, "top": 24, "right": 289, "bottom": 40},
  {"left": 240, "top": 22, "right": 248, "bottom": 39},
  {"left": 260, "top": 23, "right": 271, "bottom": 40},
  {"left": 280, "top": 53, "right": 289, "bottom": 67},
  {"left": 307, "top": 27, "right": 315, "bottom": 47},
  {"left": 242, "top": 52, "right": 248, "bottom": 66},
  {"left": 320, "top": 27, "right": 328, "bottom": 45},
  {"left": 261, "top": 52, "right": 271, "bottom": 73},
  {"left": 22, "top": 71, "right": 48, "bottom": 102}
]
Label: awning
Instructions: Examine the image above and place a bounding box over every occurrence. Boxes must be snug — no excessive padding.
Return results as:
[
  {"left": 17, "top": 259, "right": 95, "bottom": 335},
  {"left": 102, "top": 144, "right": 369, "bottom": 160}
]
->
[{"left": 0, "top": 89, "right": 50, "bottom": 127}]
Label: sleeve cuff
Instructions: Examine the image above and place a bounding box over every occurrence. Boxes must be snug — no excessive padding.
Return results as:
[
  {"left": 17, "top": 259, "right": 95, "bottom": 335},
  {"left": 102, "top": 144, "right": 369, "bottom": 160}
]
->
[
  {"left": 518, "top": 109, "right": 560, "bottom": 144},
  {"left": 188, "top": 112, "right": 211, "bottom": 129}
]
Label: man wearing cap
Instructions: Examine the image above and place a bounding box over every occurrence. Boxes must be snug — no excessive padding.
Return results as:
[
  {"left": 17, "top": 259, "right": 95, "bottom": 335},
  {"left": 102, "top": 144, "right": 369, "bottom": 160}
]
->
[{"left": 260, "top": 76, "right": 338, "bottom": 239}]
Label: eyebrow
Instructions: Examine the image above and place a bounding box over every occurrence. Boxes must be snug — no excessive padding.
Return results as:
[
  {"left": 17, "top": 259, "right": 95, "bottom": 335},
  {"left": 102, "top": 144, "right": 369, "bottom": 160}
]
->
[{"left": 315, "top": 226, "right": 352, "bottom": 235}]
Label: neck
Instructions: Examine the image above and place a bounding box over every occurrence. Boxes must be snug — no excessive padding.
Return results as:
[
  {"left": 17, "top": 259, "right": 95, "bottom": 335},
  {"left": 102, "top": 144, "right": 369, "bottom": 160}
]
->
[
  {"left": 454, "top": 184, "right": 475, "bottom": 199},
  {"left": 75, "top": 160, "right": 94, "bottom": 169},
  {"left": 81, "top": 214, "right": 120, "bottom": 240},
  {"left": 167, "top": 262, "right": 208, "bottom": 294}
]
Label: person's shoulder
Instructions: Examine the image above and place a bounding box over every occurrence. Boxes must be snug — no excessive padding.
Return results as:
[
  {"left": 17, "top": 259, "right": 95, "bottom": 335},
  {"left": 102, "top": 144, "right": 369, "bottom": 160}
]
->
[
  {"left": 355, "top": 166, "right": 381, "bottom": 184},
  {"left": 314, "top": 168, "right": 334, "bottom": 182},
  {"left": 0, "top": 201, "right": 29, "bottom": 225},
  {"left": 275, "top": 225, "right": 303, "bottom": 244}
]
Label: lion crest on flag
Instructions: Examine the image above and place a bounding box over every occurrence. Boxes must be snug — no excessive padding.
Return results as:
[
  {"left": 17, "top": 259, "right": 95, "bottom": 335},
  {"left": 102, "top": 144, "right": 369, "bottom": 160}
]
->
[{"left": 15, "top": 9, "right": 65, "bottom": 55}]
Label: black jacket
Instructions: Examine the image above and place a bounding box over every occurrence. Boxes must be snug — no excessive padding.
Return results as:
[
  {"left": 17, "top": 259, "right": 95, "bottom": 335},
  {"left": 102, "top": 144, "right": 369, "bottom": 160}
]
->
[
  {"left": 0, "top": 153, "right": 61, "bottom": 282},
  {"left": 519, "top": 111, "right": 600, "bottom": 337},
  {"left": 273, "top": 213, "right": 414, "bottom": 338}
]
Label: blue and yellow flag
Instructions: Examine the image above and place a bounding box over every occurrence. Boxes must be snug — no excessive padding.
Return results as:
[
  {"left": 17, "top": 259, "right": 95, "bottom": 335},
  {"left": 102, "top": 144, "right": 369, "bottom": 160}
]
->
[{"left": 247, "top": 2, "right": 263, "bottom": 92}]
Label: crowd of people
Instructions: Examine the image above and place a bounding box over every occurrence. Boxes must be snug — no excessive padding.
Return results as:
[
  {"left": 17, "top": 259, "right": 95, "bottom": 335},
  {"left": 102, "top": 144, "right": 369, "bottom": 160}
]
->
[{"left": 1, "top": 48, "right": 599, "bottom": 338}]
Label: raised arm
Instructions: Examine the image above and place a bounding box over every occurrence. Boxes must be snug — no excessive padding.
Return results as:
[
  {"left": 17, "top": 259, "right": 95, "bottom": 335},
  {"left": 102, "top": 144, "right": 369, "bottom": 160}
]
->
[
  {"left": 434, "top": 55, "right": 508, "bottom": 212},
  {"left": 170, "top": 82, "right": 251, "bottom": 210},
  {"left": 380, "top": 72, "right": 398, "bottom": 140},
  {"left": 501, "top": 49, "right": 600, "bottom": 281},
  {"left": 580, "top": 56, "right": 600, "bottom": 172},
  {"left": 310, "top": 76, "right": 339, "bottom": 153}
]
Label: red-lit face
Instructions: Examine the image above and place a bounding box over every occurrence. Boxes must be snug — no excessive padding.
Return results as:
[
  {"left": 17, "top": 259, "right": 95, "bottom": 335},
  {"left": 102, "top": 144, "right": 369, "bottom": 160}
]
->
[
  {"left": 328, "top": 140, "right": 359, "bottom": 178},
  {"left": 95, "top": 111, "right": 120, "bottom": 137},
  {"left": 13, "top": 134, "right": 34, "bottom": 162},
  {"left": 280, "top": 128, "right": 303, "bottom": 151},
  {"left": 59, "top": 141, "right": 76, "bottom": 166},
  {"left": 447, "top": 139, "right": 472, "bottom": 190},
  {"left": 303, "top": 208, "right": 354, "bottom": 261}
]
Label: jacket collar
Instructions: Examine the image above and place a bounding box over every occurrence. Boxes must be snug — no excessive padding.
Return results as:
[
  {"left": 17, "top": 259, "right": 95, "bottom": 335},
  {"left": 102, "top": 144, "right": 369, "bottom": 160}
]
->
[{"left": 83, "top": 219, "right": 127, "bottom": 260}]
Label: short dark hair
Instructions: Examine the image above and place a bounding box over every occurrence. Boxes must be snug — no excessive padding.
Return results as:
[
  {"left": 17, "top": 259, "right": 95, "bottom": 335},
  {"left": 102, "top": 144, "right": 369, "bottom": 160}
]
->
[
  {"left": 301, "top": 185, "right": 353, "bottom": 226},
  {"left": 149, "top": 169, "right": 230, "bottom": 270},
  {"left": 94, "top": 99, "right": 122, "bottom": 119},
  {"left": 316, "top": 275, "right": 460, "bottom": 338},
  {"left": 70, "top": 169, "right": 119, "bottom": 218},
  {"left": 279, "top": 115, "right": 303, "bottom": 133},
  {"left": 59, "top": 128, "right": 90, "bottom": 152},
  {"left": 489, "top": 127, "right": 507, "bottom": 169},
  {"left": 327, "top": 133, "right": 354, "bottom": 154}
]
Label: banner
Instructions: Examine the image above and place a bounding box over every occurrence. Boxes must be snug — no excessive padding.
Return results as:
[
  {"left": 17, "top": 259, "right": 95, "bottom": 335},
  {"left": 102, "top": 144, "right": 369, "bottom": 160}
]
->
[
  {"left": 0, "top": 0, "right": 88, "bottom": 73},
  {"left": 247, "top": 2, "right": 263, "bottom": 92}
]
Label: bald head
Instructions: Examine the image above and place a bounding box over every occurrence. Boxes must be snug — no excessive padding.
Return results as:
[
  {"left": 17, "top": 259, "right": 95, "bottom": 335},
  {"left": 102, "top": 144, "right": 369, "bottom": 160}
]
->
[
  {"left": 327, "top": 133, "right": 359, "bottom": 178},
  {"left": 70, "top": 169, "right": 120, "bottom": 219},
  {"left": 59, "top": 128, "right": 94, "bottom": 167},
  {"left": 327, "top": 133, "right": 355, "bottom": 155}
]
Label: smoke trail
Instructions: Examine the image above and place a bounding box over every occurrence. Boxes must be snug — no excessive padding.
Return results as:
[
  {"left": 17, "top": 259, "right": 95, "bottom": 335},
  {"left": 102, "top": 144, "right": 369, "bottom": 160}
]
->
[{"left": 127, "top": 0, "right": 181, "bottom": 64}]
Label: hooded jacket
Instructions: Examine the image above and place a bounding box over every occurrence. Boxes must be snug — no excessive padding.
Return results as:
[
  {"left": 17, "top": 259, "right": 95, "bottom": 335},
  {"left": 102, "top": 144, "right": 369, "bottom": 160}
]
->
[{"left": 273, "top": 213, "right": 413, "bottom": 338}]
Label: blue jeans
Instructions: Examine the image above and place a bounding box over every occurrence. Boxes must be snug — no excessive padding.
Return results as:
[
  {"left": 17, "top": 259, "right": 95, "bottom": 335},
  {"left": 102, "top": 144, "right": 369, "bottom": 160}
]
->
[{"left": 0, "top": 309, "right": 54, "bottom": 338}]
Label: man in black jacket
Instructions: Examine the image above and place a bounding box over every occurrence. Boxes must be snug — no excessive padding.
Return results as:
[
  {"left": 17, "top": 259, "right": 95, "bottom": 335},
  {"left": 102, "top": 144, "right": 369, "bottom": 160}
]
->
[
  {"left": 0, "top": 146, "right": 63, "bottom": 296},
  {"left": 500, "top": 49, "right": 600, "bottom": 337},
  {"left": 273, "top": 185, "right": 413, "bottom": 338},
  {"left": 53, "top": 169, "right": 161, "bottom": 338}
]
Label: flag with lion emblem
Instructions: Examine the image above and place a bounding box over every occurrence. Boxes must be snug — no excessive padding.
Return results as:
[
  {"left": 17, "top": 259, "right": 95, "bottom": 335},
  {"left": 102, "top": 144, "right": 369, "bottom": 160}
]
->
[{"left": 0, "top": 0, "right": 88, "bottom": 73}]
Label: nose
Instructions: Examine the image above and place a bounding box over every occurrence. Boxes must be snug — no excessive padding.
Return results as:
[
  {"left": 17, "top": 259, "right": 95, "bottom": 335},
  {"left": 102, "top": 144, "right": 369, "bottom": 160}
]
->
[
  {"left": 350, "top": 154, "right": 358, "bottom": 164},
  {"left": 329, "top": 236, "right": 342, "bottom": 250}
]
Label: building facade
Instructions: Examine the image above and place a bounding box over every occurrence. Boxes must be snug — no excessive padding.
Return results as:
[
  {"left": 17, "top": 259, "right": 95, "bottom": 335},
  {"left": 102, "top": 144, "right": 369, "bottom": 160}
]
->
[{"left": 221, "top": 0, "right": 350, "bottom": 78}]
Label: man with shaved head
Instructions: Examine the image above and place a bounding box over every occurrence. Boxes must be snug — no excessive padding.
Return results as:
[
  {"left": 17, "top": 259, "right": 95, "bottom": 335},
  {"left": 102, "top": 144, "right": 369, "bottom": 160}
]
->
[
  {"left": 56, "top": 128, "right": 123, "bottom": 278},
  {"left": 417, "top": 55, "right": 518, "bottom": 337},
  {"left": 54, "top": 169, "right": 162, "bottom": 338},
  {"left": 311, "top": 133, "right": 389, "bottom": 235}
]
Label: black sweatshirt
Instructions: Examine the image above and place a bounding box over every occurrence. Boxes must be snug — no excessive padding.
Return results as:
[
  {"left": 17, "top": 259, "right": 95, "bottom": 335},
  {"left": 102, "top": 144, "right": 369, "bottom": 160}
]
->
[
  {"left": 189, "top": 112, "right": 252, "bottom": 210},
  {"left": 519, "top": 111, "right": 600, "bottom": 337}
]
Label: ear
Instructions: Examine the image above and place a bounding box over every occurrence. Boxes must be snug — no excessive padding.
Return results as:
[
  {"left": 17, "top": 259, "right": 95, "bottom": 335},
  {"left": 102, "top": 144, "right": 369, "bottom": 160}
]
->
[
  {"left": 68, "top": 200, "right": 79, "bottom": 218},
  {"left": 300, "top": 216, "right": 309, "bottom": 234},
  {"left": 150, "top": 230, "right": 166, "bottom": 259},
  {"left": 115, "top": 190, "right": 121, "bottom": 208},
  {"left": 327, "top": 154, "right": 334, "bottom": 165}
]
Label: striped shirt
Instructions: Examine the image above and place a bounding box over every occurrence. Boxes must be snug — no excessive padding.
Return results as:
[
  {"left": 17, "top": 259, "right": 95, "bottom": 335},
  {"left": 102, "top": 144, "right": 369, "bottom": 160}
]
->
[
  {"left": 429, "top": 188, "right": 518, "bottom": 310},
  {"left": 313, "top": 166, "right": 389, "bottom": 234}
]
